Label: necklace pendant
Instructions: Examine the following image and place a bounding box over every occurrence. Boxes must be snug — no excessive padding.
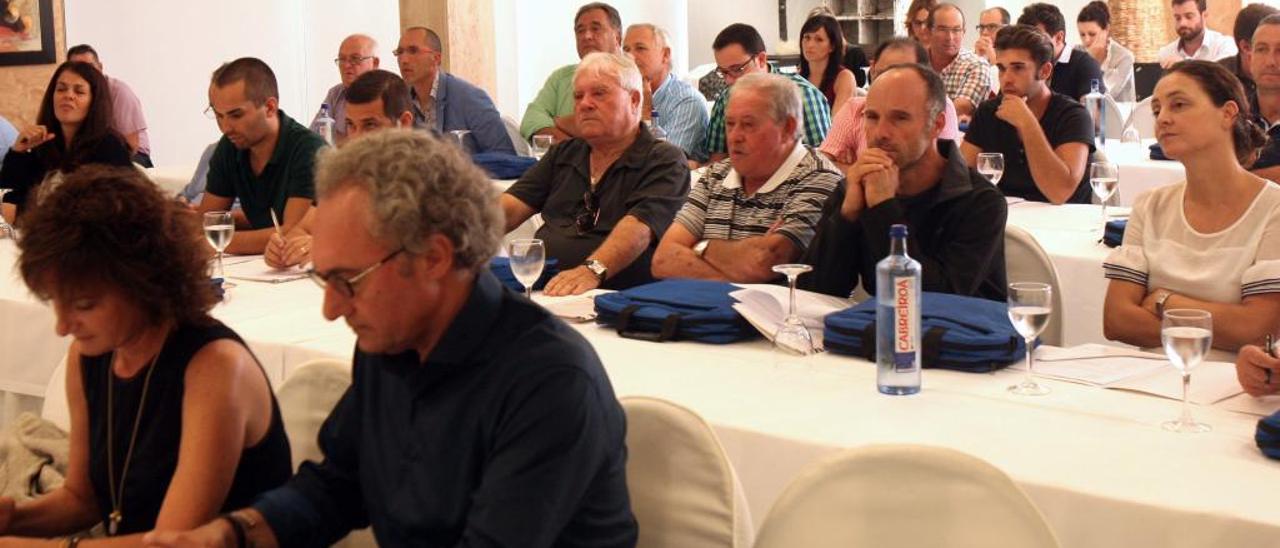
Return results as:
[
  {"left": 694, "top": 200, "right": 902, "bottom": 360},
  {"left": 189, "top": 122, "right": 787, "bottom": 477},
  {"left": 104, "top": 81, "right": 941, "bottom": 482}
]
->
[{"left": 108, "top": 511, "right": 121, "bottom": 535}]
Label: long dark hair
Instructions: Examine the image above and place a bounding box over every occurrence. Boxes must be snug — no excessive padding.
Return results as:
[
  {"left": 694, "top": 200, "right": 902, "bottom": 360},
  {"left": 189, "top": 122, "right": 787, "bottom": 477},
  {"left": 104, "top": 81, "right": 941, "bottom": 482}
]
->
[
  {"left": 34, "top": 61, "right": 118, "bottom": 170},
  {"left": 798, "top": 14, "right": 845, "bottom": 106},
  {"left": 1163, "top": 60, "right": 1267, "bottom": 164}
]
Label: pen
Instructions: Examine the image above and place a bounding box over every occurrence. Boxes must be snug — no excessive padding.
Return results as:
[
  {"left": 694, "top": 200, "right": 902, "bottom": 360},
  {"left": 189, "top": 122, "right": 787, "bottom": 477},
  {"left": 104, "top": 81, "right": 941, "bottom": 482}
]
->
[
  {"left": 269, "top": 209, "right": 284, "bottom": 239},
  {"left": 1266, "top": 334, "right": 1275, "bottom": 385}
]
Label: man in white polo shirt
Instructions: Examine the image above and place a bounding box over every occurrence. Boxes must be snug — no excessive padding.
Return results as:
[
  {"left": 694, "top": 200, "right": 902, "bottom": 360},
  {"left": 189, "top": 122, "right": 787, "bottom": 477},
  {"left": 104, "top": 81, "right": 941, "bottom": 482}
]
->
[{"left": 1158, "top": 0, "right": 1237, "bottom": 67}]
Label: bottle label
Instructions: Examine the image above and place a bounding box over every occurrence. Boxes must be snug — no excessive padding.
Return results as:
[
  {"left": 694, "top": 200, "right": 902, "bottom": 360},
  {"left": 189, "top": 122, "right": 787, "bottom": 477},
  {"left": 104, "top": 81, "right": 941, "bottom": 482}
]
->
[{"left": 893, "top": 275, "right": 918, "bottom": 371}]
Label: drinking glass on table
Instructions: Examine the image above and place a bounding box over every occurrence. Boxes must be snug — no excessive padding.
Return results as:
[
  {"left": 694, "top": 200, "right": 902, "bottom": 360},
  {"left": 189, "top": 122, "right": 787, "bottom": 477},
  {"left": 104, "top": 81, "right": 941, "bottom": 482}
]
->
[
  {"left": 531, "top": 135, "right": 554, "bottom": 160},
  {"left": 447, "top": 130, "right": 473, "bottom": 155},
  {"left": 1161, "top": 309, "right": 1212, "bottom": 433},
  {"left": 0, "top": 188, "right": 15, "bottom": 240},
  {"left": 976, "top": 153, "right": 1004, "bottom": 186},
  {"left": 203, "top": 211, "right": 235, "bottom": 283},
  {"left": 508, "top": 238, "right": 545, "bottom": 299},
  {"left": 771, "top": 264, "right": 816, "bottom": 357},
  {"left": 1007, "top": 282, "right": 1052, "bottom": 396},
  {"left": 1090, "top": 161, "right": 1120, "bottom": 231}
]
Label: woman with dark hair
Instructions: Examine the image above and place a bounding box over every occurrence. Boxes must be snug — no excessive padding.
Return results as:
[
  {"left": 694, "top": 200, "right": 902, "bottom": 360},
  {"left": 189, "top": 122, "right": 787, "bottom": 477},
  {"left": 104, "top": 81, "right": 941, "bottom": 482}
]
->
[
  {"left": 799, "top": 13, "right": 857, "bottom": 116},
  {"left": 0, "top": 166, "right": 291, "bottom": 545},
  {"left": 1077, "top": 0, "right": 1135, "bottom": 102},
  {"left": 1104, "top": 61, "right": 1278, "bottom": 354},
  {"left": 0, "top": 61, "right": 132, "bottom": 224}
]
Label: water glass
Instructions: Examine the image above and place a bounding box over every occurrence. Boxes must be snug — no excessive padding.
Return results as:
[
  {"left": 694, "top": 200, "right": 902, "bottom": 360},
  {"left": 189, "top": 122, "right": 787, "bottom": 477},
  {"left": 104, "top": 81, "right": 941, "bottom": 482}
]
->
[
  {"left": 976, "top": 153, "right": 1004, "bottom": 186},
  {"left": 1090, "top": 161, "right": 1120, "bottom": 230},
  {"left": 447, "top": 130, "right": 473, "bottom": 155},
  {"left": 203, "top": 211, "right": 235, "bottom": 281},
  {"left": 508, "top": 239, "right": 545, "bottom": 299},
  {"left": 771, "top": 264, "right": 815, "bottom": 357},
  {"left": 531, "top": 135, "right": 554, "bottom": 160},
  {"left": 1008, "top": 282, "right": 1052, "bottom": 396},
  {"left": 1161, "top": 309, "right": 1212, "bottom": 433}
]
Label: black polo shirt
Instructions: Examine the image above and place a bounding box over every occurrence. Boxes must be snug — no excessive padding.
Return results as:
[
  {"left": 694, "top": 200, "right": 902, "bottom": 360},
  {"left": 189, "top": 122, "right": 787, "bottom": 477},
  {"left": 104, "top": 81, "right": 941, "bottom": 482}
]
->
[
  {"left": 1051, "top": 48, "right": 1105, "bottom": 100},
  {"left": 206, "top": 110, "right": 326, "bottom": 229},
  {"left": 964, "top": 92, "right": 1095, "bottom": 204},
  {"left": 506, "top": 127, "right": 689, "bottom": 289}
]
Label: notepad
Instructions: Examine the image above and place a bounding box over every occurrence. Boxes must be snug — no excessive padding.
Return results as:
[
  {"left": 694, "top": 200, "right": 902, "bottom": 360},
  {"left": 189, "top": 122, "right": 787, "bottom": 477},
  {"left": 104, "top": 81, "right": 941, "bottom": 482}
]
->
[
  {"left": 224, "top": 260, "right": 309, "bottom": 284},
  {"left": 1026, "top": 344, "right": 1243, "bottom": 405},
  {"left": 729, "top": 284, "right": 849, "bottom": 350}
]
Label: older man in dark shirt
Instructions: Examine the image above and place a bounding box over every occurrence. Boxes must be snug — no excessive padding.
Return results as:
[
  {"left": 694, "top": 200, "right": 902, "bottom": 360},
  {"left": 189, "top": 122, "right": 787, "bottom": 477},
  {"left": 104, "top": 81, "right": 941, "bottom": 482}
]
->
[
  {"left": 145, "top": 130, "right": 637, "bottom": 548},
  {"left": 503, "top": 52, "right": 689, "bottom": 294}
]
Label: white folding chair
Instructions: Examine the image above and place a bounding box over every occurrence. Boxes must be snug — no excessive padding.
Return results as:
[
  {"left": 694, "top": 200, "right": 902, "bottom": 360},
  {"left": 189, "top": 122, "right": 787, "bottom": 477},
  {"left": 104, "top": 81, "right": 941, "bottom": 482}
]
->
[
  {"left": 684, "top": 63, "right": 716, "bottom": 88},
  {"left": 39, "top": 354, "right": 70, "bottom": 433},
  {"left": 753, "top": 444, "right": 1060, "bottom": 548},
  {"left": 501, "top": 114, "right": 532, "bottom": 157},
  {"left": 1004, "top": 225, "right": 1064, "bottom": 346},
  {"left": 621, "top": 396, "right": 754, "bottom": 548},
  {"left": 1101, "top": 94, "right": 1127, "bottom": 140},
  {"left": 1126, "top": 96, "right": 1156, "bottom": 139}
]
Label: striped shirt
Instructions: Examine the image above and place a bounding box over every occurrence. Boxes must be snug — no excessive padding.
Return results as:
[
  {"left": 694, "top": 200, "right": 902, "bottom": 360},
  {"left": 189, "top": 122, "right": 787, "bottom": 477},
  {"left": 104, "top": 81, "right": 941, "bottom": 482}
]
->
[
  {"left": 938, "top": 50, "right": 991, "bottom": 109},
  {"left": 675, "top": 142, "right": 841, "bottom": 254},
  {"left": 704, "top": 66, "right": 832, "bottom": 156},
  {"left": 652, "top": 73, "right": 710, "bottom": 163}
]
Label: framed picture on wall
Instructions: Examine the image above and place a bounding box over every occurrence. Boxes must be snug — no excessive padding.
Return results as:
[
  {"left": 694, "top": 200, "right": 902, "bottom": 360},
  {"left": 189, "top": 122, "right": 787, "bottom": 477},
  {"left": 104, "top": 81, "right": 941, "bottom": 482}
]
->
[{"left": 0, "top": 0, "right": 56, "bottom": 66}]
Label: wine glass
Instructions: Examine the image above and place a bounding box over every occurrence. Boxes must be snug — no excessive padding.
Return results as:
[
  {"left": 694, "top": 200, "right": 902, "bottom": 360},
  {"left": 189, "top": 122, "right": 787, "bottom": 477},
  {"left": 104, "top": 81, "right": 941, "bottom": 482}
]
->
[
  {"left": 976, "top": 153, "right": 1004, "bottom": 186},
  {"left": 771, "top": 264, "right": 815, "bottom": 356},
  {"left": 531, "top": 135, "right": 553, "bottom": 160},
  {"left": 1090, "top": 161, "right": 1120, "bottom": 231},
  {"left": 1007, "top": 282, "right": 1052, "bottom": 396},
  {"left": 202, "top": 211, "right": 235, "bottom": 284},
  {"left": 508, "top": 239, "right": 545, "bottom": 299},
  {"left": 1161, "top": 309, "right": 1213, "bottom": 433},
  {"left": 447, "top": 130, "right": 473, "bottom": 155},
  {"left": 0, "top": 188, "right": 15, "bottom": 240}
]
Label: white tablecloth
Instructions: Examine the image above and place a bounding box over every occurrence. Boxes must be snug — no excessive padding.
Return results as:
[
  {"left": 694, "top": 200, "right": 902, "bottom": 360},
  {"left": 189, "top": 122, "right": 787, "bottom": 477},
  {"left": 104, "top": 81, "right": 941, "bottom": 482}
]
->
[
  {"left": 1100, "top": 139, "right": 1183, "bottom": 206},
  {"left": 145, "top": 164, "right": 197, "bottom": 196}
]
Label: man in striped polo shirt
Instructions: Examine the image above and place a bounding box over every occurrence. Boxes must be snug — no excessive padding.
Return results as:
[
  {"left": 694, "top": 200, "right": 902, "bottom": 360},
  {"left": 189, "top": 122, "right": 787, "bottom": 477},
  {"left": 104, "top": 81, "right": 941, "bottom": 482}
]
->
[{"left": 651, "top": 73, "right": 842, "bottom": 283}]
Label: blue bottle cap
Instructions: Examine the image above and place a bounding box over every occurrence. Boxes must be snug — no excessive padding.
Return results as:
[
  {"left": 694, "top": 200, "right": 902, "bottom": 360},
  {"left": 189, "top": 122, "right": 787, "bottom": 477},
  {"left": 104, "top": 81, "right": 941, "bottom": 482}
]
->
[{"left": 890, "top": 224, "right": 908, "bottom": 237}]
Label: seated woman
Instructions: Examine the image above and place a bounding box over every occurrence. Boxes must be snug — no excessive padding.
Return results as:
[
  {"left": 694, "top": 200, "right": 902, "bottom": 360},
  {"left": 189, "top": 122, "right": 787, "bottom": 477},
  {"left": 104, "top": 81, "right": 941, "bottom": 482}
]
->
[
  {"left": 1103, "top": 61, "right": 1280, "bottom": 353},
  {"left": 1, "top": 166, "right": 292, "bottom": 545},
  {"left": 1077, "top": 0, "right": 1135, "bottom": 103},
  {"left": 0, "top": 61, "right": 132, "bottom": 224},
  {"left": 799, "top": 13, "right": 857, "bottom": 117}
]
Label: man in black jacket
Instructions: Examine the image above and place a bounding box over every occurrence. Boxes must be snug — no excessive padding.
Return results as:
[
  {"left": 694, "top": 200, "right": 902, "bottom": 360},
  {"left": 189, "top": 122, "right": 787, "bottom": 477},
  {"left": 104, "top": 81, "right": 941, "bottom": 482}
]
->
[{"left": 801, "top": 63, "right": 1007, "bottom": 301}]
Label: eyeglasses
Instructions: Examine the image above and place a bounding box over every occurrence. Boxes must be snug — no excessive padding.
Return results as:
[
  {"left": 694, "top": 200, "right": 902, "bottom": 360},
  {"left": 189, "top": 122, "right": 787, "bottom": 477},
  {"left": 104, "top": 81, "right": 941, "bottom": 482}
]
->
[
  {"left": 910, "top": 20, "right": 929, "bottom": 28},
  {"left": 932, "top": 26, "right": 965, "bottom": 36},
  {"left": 306, "top": 248, "right": 404, "bottom": 299},
  {"left": 392, "top": 46, "right": 437, "bottom": 57},
  {"left": 976, "top": 23, "right": 1003, "bottom": 33},
  {"left": 715, "top": 57, "right": 756, "bottom": 79},
  {"left": 574, "top": 191, "right": 601, "bottom": 235},
  {"left": 334, "top": 55, "right": 374, "bottom": 66}
]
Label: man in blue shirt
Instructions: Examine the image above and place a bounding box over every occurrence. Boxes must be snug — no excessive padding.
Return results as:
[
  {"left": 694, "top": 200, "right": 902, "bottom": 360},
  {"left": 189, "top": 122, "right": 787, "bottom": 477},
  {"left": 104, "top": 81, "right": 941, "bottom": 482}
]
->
[
  {"left": 624, "top": 23, "right": 709, "bottom": 164},
  {"left": 145, "top": 130, "right": 637, "bottom": 548}
]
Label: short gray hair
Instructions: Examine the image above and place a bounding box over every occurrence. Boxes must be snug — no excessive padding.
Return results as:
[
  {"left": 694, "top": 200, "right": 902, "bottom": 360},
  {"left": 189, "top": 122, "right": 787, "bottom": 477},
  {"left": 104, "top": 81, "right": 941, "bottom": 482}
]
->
[
  {"left": 728, "top": 72, "right": 804, "bottom": 139},
  {"left": 314, "top": 129, "right": 503, "bottom": 271},
  {"left": 626, "top": 23, "right": 670, "bottom": 51},
  {"left": 575, "top": 51, "right": 643, "bottom": 95}
]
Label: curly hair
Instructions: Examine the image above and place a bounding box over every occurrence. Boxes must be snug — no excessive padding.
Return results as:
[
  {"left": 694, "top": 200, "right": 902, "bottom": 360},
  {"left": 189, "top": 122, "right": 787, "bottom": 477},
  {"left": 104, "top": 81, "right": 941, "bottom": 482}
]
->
[
  {"left": 314, "top": 129, "right": 503, "bottom": 271},
  {"left": 18, "top": 165, "right": 217, "bottom": 325}
]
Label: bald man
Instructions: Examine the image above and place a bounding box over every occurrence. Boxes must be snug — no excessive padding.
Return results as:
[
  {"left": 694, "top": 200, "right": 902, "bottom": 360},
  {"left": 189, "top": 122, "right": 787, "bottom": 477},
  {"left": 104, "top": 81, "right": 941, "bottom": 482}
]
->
[{"left": 312, "top": 34, "right": 380, "bottom": 143}]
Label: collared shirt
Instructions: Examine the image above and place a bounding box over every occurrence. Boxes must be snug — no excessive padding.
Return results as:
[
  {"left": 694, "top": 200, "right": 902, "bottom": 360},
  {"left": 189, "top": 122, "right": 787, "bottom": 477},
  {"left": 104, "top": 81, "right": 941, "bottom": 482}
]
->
[
  {"left": 505, "top": 127, "right": 690, "bottom": 289},
  {"left": 964, "top": 92, "right": 1095, "bottom": 203},
  {"left": 652, "top": 72, "right": 710, "bottom": 162},
  {"left": 107, "top": 76, "right": 150, "bottom": 155},
  {"left": 310, "top": 83, "right": 349, "bottom": 142},
  {"left": 1100, "top": 39, "right": 1136, "bottom": 103},
  {"left": 206, "top": 110, "right": 327, "bottom": 229},
  {"left": 704, "top": 65, "right": 832, "bottom": 156},
  {"left": 819, "top": 96, "right": 961, "bottom": 164},
  {"left": 520, "top": 64, "right": 578, "bottom": 139},
  {"left": 800, "top": 139, "right": 1008, "bottom": 301},
  {"left": 675, "top": 141, "right": 841, "bottom": 255},
  {"left": 1052, "top": 47, "right": 1106, "bottom": 100},
  {"left": 409, "top": 71, "right": 442, "bottom": 131},
  {"left": 252, "top": 271, "right": 638, "bottom": 547},
  {"left": 1158, "top": 28, "right": 1238, "bottom": 64},
  {"left": 937, "top": 50, "right": 991, "bottom": 108}
]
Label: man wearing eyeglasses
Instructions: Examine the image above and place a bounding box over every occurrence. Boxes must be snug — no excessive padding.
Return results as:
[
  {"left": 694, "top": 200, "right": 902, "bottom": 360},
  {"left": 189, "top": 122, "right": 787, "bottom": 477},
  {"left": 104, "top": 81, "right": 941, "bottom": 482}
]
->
[
  {"left": 311, "top": 34, "right": 379, "bottom": 144},
  {"left": 928, "top": 4, "right": 990, "bottom": 120},
  {"left": 503, "top": 53, "right": 689, "bottom": 295},
  {"left": 395, "top": 26, "right": 515, "bottom": 154},
  {"left": 973, "top": 7, "right": 1009, "bottom": 66},
  {"left": 521, "top": 2, "right": 624, "bottom": 143},
  {"left": 703, "top": 23, "right": 831, "bottom": 165}
]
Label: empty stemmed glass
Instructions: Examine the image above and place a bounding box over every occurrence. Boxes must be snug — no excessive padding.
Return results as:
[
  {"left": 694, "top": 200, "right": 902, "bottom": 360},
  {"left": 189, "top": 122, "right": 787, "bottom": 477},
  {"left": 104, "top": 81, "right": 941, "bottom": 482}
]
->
[
  {"left": 1161, "top": 309, "right": 1213, "bottom": 433},
  {"left": 508, "top": 239, "right": 545, "bottom": 299},
  {"left": 202, "top": 211, "right": 235, "bottom": 284},
  {"left": 771, "top": 264, "right": 816, "bottom": 356},
  {"left": 976, "top": 152, "right": 1004, "bottom": 186},
  {"left": 531, "top": 135, "right": 553, "bottom": 160},
  {"left": 1007, "top": 282, "right": 1053, "bottom": 396},
  {"left": 0, "top": 189, "right": 15, "bottom": 240},
  {"left": 1090, "top": 161, "right": 1120, "bottom": 231},
  {"left": 447, "top": 130, "right": 473, "bottom": 155}
]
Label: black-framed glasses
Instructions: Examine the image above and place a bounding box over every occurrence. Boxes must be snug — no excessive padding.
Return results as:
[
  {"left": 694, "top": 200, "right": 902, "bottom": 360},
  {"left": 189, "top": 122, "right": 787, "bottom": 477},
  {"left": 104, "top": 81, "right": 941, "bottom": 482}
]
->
[
  {"left": 306, "top": 248, "right": 404, "bottom": 298},
  {"left": 392, "top": 46, "right": 437, "bottom": 57},
  {"left": 575, "top": 191, "right": 601, "bottom": 235},
  {"left": 976, "top": 23, "right": 1003, "bottom": 33},
  {"left": 334, "top": 55, "right": 374, "bottom": 66},
  {"left": 715, "top": 58, "right": 755, "bottom": 79}
]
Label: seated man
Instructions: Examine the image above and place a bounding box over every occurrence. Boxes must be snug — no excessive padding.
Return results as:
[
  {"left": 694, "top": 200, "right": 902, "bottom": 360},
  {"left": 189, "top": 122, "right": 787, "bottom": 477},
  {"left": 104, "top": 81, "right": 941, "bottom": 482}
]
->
[
  {"left": 1018, "top": 4, "right": 1105, "bottom": 100},
  {"left": 821, "top": 37, "right": 961, "bottom": 172},
  {"left": 704, "top": 23, "right": 831, "bottom": 164},
  {"left": 311, "top": 33, "right": 380, "bottom": 144},
  {"left": 962, "top": 25, "right": 1094, "bottom": 204},
  {"left": 652, "top": 73, "right": 842, "bottom": 282},
  {"left": 801, "top": 63, "right": 1007, "bottom": 301},
  {"left": 199, "top": 57, "right": 326, "bottom": 254},
  {"left": 1250, "top": 13, "right": 1280, "bottom": 181},
  {"left": 521, "top": 2, "right": 623, "bottom": 142},
  {"left": 974, "top": 7, "right": 1010, "bottom": 65},
  {"left": 624, "top": 23, "right": 709, "bottom": 164},
  {"left": 396, "top": 26, "right": 515, "bottom": 154},
  {"left": 67, "top": 44, "right": 153, "bottom": 166},
  {"left": 144, "top": 129, "right": 638, "bottom": 547},
  {"left": 1158, "top": 0, "right": 1238, "bottom": 67},
  {"left": 927, "top": 4, "right": 990, "bottom": 119},
  {"left": 503, "top": 53, "right": 689, "bottom": 295}
]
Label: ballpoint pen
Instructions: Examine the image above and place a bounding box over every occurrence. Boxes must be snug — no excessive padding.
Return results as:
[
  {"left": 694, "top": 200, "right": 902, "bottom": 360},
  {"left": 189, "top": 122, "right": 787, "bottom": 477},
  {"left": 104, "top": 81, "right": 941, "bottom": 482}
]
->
[{"left": 1266, "top": 334, "right": 1275, "bottom": 385}]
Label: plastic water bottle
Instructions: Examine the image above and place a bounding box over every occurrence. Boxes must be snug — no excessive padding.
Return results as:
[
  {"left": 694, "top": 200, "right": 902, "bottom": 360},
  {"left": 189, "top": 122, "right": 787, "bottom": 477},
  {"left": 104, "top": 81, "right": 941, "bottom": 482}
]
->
[
  {"left": 315, "top": 103, "right": 336, "bottom": 146},
  {"left": 649, "top": 109, "right": 667, "bottom": 140},
  {"left": 1083, "top": 79, "right": 1106, "bottom": 150},
  {"left": 875, "top": 224, "right": 921, "bottom": 395}
]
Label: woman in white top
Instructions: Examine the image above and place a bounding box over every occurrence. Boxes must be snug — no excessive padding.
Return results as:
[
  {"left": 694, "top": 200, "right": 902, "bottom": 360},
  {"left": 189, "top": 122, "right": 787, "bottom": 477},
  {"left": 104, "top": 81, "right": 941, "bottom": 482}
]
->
[
  {"left": 1103, "top": 60, "right": 1276, "bottom": 352},
  {"left": 1077, "top": 1, "right": 1135, "bottom": 103}
]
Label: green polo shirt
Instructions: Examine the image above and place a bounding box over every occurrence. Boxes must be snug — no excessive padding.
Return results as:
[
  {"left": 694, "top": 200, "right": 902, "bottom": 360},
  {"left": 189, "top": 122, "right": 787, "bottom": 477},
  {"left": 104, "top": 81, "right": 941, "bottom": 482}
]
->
[
  {"left": 519, "top": 64, "right": 578, "bottom": 140},
  {"left": 206, "top": 110, "right": 326, "bottom": 229}
]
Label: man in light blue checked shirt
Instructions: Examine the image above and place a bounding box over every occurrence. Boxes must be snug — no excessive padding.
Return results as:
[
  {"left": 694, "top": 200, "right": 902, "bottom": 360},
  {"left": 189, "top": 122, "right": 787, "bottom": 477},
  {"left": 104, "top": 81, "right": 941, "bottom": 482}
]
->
[
  {"left": 702, "top": 23, "right": 831, "bottom": 165},
  {"left": 624, "top": 23, "right": 709, "bottom": 164}
]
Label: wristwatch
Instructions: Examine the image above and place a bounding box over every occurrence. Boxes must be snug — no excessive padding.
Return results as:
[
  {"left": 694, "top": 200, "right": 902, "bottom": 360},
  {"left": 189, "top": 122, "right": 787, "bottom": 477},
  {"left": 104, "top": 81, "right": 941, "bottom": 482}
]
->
[
  {"left": 1154, "top": 290, "right": 1174, "bottom": 318},
  {"left": 693, "top": 239, "right": 710, "bottom": 258},
  {"left": 584, "top": 259, "right": 608, "bottom": 281}
]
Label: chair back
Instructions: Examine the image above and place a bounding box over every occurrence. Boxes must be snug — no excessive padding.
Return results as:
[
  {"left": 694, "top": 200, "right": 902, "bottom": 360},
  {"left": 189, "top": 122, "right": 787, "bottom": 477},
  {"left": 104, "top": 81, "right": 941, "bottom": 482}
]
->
[
  {"left": 501, "top": 115, "right": 532, "bottom": 157},
  {"left": 276, "top": 358, "right": 350, "bottom": 471},
  {"left": 1003, "top": 225, "right": 1064, "bottom": 346},
  {"left": 1127, "top": 96, "right": 1156, "bottom": 139}
]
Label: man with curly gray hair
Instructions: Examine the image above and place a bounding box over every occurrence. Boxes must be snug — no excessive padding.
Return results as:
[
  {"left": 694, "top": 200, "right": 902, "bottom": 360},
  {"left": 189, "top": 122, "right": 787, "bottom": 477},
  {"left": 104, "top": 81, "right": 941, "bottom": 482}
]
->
[{"left": 148, "top": 129, "right": 638, "bottom": 547}]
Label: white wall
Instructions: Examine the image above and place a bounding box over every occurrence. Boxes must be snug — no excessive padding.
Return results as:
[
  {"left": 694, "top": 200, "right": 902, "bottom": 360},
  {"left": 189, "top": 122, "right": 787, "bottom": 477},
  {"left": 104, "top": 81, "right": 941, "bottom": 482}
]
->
[
  {"left": 64, "top": 0, "right": 400, "bottom": 168},
  {"left": 686, "top": 0, "right": 824, "bottom": 68}
]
